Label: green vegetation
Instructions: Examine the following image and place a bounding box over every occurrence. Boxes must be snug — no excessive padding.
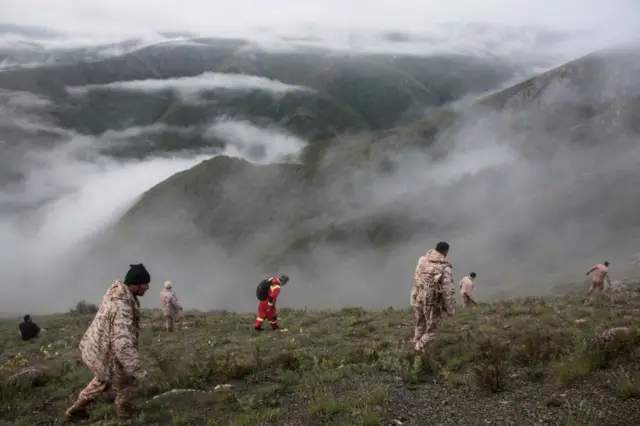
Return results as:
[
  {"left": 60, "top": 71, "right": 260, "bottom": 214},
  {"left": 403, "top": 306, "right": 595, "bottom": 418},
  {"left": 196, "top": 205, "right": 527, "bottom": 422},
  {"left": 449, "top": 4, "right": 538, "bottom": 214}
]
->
[
  {"left": 54, "top": 88, "right": 373, "bottom": 152},
  {"left": 0, "top": 39, "right": 519, "bottom": 161},
  {"left": 102, "top": 43, "right": 640, "bottom": 275},
  {"left": 1, "top": 291, "right": 639, "bottom": 424}
]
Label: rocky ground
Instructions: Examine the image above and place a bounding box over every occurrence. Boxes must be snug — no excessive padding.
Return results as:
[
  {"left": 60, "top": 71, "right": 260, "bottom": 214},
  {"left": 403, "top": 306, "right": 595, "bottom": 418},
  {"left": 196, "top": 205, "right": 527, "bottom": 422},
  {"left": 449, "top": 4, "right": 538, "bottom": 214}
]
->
[{"left": 1, "top": 289, "right": 640, "bottom": 425}]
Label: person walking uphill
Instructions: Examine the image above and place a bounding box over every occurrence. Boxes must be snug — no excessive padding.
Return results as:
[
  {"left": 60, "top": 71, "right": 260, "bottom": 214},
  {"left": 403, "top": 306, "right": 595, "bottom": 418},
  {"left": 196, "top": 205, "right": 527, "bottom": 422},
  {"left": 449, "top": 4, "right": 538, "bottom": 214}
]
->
[
  {"left": 459, "top": 272, "right": 477, "bottom": 308},
  {"left": 410, "top": 242, "right": 456, "bottom": 351},
  {"left": 65, "top": 264, "right": 151, "bottom": 421},
  {"left": 255, "top": 274, "right": 289, "bottom": 331},
  {"left": 586, "top": 261, "right": 612, "bottom": 295},
  {"left": 160, "top": 280, "right": 183, "bottom": 332}
]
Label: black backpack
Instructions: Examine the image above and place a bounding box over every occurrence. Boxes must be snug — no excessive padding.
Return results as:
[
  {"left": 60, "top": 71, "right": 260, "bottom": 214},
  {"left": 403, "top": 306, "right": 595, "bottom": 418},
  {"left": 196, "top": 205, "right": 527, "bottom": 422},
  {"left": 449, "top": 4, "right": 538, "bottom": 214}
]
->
[{"left": 256, "top": 279, "right": 271, "bottom": 301}]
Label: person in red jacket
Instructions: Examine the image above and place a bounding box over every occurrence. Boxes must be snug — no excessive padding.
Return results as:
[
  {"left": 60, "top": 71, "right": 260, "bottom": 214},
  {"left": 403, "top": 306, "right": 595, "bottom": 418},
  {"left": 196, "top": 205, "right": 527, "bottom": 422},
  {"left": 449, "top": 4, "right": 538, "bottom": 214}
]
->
[{"left": 255, "top": 274, "right": 289, "bottom": 331}]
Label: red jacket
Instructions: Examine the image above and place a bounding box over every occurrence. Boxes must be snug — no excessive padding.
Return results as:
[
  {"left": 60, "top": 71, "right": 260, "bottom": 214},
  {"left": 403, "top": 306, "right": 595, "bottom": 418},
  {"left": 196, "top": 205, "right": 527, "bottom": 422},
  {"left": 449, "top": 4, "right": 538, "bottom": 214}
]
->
[{"left": 265, "top": 277, "right": 282, "bottom": 308}]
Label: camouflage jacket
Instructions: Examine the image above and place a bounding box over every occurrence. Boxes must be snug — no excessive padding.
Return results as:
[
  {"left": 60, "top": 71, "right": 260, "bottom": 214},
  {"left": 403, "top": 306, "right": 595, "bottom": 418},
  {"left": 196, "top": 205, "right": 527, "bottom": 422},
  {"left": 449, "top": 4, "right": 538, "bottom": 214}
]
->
[
  {"left": 459, "top": 276, "right": 474, "bottom": 296},
  {"left": 78, "top": 280, "right": 145, "bottom": 381},
  {"left": 160, "top": 289, "right": 182, "bottom": 317},
  {"left": 410, "top": 249, "right": 455, "bottom": 315}
]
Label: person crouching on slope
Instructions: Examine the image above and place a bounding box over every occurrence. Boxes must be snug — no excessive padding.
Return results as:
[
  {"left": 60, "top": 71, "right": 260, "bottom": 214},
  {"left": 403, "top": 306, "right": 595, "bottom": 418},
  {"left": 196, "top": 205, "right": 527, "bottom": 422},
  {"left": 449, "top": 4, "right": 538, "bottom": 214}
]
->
[
  {"left": 160, "top": 280, "right": 183, "bottom": 332},
  {"left": 19, "top": 314, "right": 44, "bottom": 341},
  {"left": 410, "top": 242, "right": 456, "bottom": 351},
  {"left": 65, "top": 263, "right": 151, "bottom": 421},
  {"left": 255, "top": 274, "right": 289, "bottom": 331}
]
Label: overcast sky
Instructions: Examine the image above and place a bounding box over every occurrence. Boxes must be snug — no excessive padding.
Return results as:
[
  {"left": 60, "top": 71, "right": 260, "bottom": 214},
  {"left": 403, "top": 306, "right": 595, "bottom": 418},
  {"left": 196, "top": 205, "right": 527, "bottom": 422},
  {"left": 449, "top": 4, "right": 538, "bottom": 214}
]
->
[{"left": 2, "top": 0, "right": 639, "bottom": 41}]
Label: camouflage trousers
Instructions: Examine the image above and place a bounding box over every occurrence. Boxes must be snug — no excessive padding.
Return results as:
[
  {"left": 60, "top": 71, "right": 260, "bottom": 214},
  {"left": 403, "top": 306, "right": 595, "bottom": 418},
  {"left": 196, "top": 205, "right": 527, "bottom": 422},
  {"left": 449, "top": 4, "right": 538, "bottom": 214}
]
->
[
  {"left": 412, "top": 303, "right": 442, "bottom": 351},
  {"left": 165, "top": 313, "right": 181, "bottom": 332},
  {"left": 67, "top": 374, "right": 136, "bottom": 415},
  {"left": 462, "top": 294, "right": 471, "bottom": 308}
]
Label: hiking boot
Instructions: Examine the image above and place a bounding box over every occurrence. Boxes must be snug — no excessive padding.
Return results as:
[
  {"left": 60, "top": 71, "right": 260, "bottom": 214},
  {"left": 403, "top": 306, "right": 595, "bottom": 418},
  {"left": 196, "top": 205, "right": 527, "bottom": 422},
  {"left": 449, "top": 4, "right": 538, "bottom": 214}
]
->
[
  {"left": 270, "top": 324, "right": 280, "bottom": 330},
  {"left": 116, "top": 403, "right": 135, "bottom": 418},
  {"left": 64, "top": 405, "right": 90, "bottom": 421}
]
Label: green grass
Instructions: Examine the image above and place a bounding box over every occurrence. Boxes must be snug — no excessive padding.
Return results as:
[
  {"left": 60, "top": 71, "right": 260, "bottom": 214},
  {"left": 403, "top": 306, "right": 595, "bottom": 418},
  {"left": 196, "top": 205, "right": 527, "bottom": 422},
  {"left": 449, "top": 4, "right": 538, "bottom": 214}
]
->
[{"left": 1, "top": 292, "right": 640, "bottom": 425}]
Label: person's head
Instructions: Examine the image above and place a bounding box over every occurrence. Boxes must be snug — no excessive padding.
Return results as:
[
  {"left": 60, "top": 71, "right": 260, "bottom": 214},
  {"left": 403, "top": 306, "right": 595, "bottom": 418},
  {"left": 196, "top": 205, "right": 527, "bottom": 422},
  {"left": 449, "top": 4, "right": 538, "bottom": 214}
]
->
[
  {"left": 279, "top": 274, "right": 290, "bottom": 285},
  {"left": 164, "top": 280, "right": 173, "bottom": 290},
  {"left": 470, "top": 272, "right": 477, "bottom": 279},
  {"left": 435, "top": 241, "right": 450, "bottom": 256},
  {"left": 124, "top": 263, "right": 151, "bottom": 296},
  {"left": 604, "top": 261, "right": 610, "bottom": 267},
  {"left": 23, "top": 314, "right": 31, "bottom": 322}
]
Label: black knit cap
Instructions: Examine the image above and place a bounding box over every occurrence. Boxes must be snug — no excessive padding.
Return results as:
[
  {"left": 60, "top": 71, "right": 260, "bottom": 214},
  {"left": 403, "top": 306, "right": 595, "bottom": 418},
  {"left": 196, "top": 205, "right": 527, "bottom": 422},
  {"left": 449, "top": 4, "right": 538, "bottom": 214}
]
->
[
  {"left": 124, "top": 263, "right": 151, "bottom": 286},
  {"left": 435, "top": 241, "right": 450, "bottom": 253}
]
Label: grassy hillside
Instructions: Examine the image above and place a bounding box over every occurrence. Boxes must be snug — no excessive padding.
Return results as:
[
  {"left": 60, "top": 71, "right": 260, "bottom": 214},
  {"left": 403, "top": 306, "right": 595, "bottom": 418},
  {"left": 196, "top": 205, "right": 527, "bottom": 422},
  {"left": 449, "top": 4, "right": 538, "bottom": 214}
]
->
[
  {"left": 1, "top": 291, "right": 640, "bottom": 425},
  {"left": 57, "top": 89, "right": 373, "bottom": 157},
  {"left": 473, "top": 43, "right": 640, "bottom": 148},
  {"left": 0, "top": 42, "right": 518, "bottom": 130},
  {"left": 0, "top": 39, "right": 522, "bottom": 160}
]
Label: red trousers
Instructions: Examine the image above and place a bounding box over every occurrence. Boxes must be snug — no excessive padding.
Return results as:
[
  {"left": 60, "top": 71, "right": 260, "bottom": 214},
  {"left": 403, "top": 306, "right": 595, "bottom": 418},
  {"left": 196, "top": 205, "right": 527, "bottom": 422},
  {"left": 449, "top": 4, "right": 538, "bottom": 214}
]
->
[{"left": 255, "top": 301, "right": 278, "bottom": 329}]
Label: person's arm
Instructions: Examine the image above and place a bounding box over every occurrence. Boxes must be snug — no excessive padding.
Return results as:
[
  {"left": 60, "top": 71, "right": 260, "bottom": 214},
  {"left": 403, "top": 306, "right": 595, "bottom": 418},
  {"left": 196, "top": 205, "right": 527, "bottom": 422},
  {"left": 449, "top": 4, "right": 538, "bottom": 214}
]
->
[
  {"left": 415, "top": 257, "right": 428, "bottom": 282},
  {"left": 442, "top": 265, "right": 456, "bottom": 315},
  {"left": 172, "top": 294, "right": 183, "bottom": 311},
  {"left": 268, "top": 286, "right": 281, "bottom": 307},
  {"left": 586, "top": 265, "right": 596, "bottom": 275},
  {"left": 111, "top": 300, "right": 146, "bottom": 380}
]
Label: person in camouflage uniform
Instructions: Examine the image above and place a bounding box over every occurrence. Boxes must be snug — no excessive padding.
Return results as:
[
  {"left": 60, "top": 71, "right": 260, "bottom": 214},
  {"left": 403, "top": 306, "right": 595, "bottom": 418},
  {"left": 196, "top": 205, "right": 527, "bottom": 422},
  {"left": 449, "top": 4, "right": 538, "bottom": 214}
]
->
[
  {"left": 586, "top": 261, "right": 611, "bottom": 295},
  {"left": 459, "top": 272, "right": 477, "bottom": 308},
  {"left": 160, "top": 280, "right": 183, "bottom": 332},
  {"left": 65, "top": 264, "right": 151, "bottom": 420},
  {"left": 410, "top": 241, "right": 456, "bottom": 351}
]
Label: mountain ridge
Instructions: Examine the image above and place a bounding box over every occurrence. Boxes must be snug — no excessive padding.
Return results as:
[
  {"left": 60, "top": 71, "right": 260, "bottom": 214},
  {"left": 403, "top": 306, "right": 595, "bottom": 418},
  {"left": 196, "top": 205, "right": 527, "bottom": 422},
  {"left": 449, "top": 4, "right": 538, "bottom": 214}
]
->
[
  {"left": 0, "top": 39, "right": 527, "bottom": 166},
  {"left": 92, "top": 42, "right": 640, "bottom": 302}
]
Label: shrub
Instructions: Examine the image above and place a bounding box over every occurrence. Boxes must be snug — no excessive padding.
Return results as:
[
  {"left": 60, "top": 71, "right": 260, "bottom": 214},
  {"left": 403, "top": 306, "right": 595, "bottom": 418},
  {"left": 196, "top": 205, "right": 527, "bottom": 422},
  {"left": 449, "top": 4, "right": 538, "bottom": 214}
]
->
[{"left": 70, "top": 300, "right": 98, "bottom": 315}]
